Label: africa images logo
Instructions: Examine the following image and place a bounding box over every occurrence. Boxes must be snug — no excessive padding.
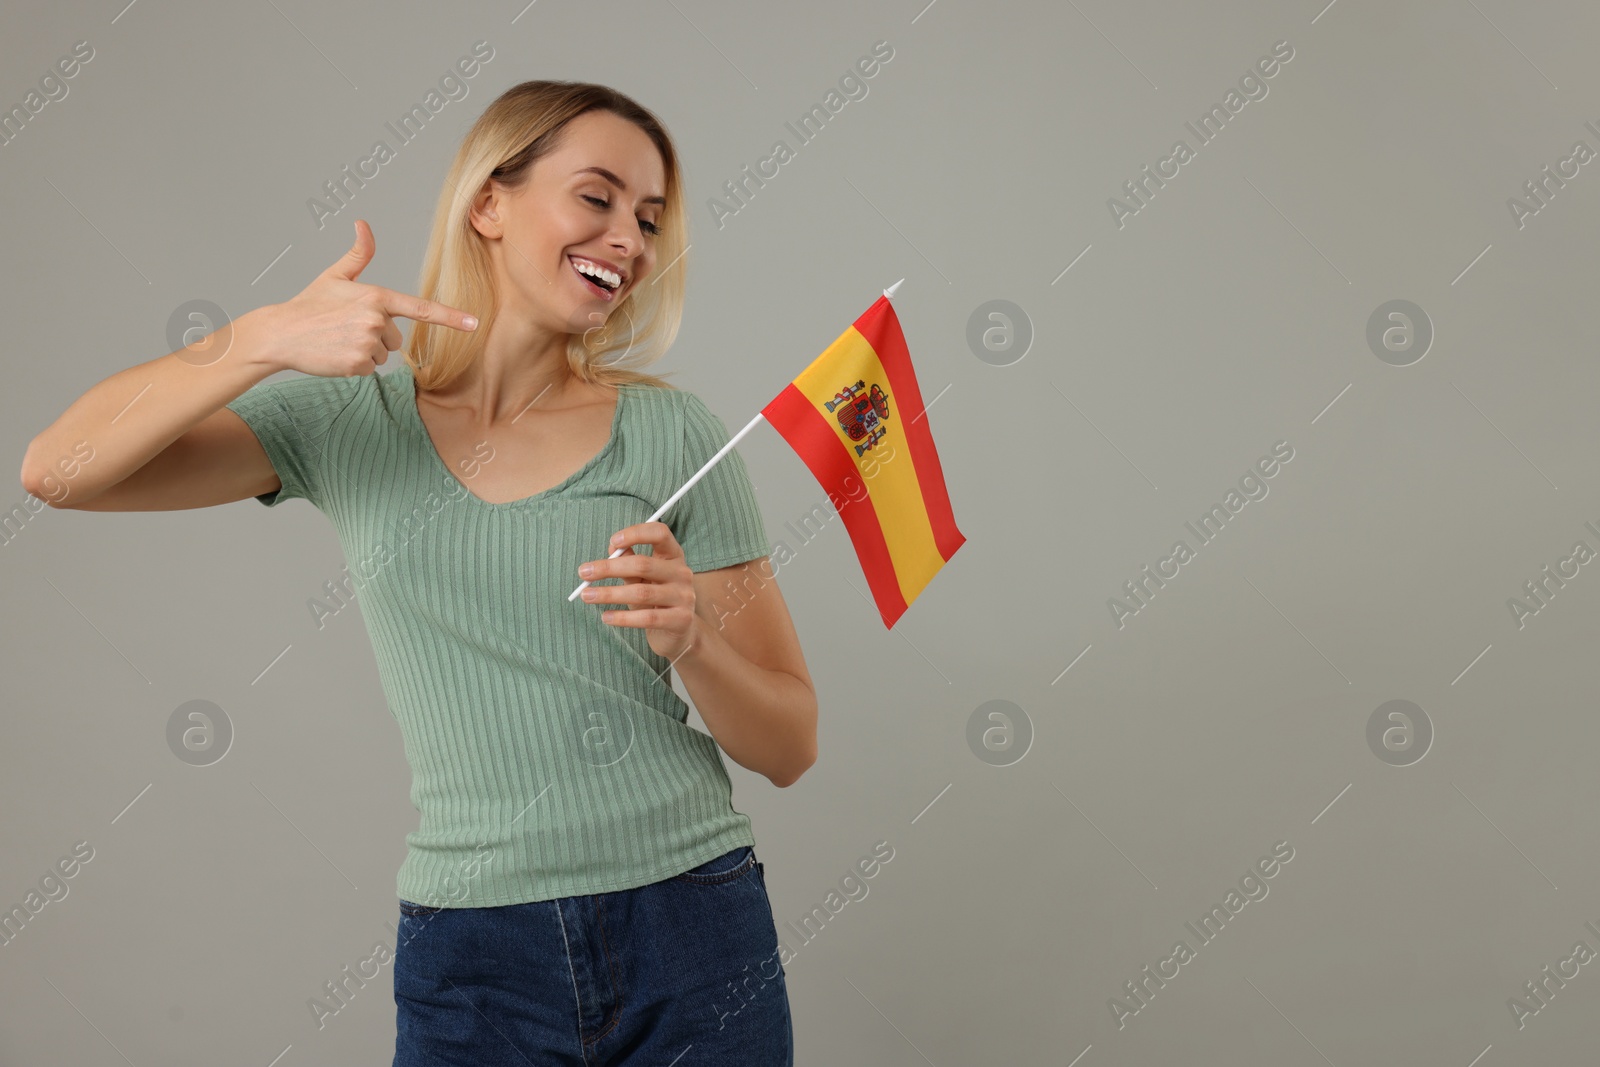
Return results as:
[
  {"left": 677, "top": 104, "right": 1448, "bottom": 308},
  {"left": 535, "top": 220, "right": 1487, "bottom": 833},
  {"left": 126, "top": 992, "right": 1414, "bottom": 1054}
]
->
[{"left": 825, "top": 379, "right": 890, "bottom": 456}]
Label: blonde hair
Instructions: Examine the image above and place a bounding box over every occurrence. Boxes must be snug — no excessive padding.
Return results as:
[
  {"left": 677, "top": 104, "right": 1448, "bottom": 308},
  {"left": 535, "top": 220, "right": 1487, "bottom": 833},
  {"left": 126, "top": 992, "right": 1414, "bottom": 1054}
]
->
[{"left": 405, "top": 80, "right": 685, "bottom": 392}]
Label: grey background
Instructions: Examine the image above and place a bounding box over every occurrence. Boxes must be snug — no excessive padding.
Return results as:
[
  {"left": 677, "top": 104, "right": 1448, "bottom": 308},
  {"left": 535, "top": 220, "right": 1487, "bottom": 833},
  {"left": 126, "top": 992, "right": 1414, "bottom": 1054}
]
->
[{"left": 4, "top": 0, "right": 1597, "bottom": 1063}]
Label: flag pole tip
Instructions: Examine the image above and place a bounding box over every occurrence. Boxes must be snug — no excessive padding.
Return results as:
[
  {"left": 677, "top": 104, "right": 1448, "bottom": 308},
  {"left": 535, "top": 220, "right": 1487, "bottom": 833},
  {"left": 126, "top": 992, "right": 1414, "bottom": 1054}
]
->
[{"left": 883, "top": 278, "right": 905, "bottom": 299}]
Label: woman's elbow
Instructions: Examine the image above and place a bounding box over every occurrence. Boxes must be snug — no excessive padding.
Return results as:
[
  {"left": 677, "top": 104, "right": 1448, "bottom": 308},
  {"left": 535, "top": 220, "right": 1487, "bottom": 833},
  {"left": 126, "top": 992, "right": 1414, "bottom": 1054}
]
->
[{"left": 772, "top": 738, "right": 817, "bottom": 789}]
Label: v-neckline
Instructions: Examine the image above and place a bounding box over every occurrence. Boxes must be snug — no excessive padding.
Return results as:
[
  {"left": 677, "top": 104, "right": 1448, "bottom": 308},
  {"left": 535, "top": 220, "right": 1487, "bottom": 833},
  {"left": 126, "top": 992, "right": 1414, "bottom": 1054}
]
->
[{"left": 402, "top": 363, "right": 627, "bottom": 509}]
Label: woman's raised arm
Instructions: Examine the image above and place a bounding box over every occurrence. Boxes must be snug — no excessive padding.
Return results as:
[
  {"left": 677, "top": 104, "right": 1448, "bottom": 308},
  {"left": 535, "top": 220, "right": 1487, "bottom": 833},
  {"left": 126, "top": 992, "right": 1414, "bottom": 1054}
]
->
[{"left": 19, "top": 220, "right": 477, "bottom": 512}]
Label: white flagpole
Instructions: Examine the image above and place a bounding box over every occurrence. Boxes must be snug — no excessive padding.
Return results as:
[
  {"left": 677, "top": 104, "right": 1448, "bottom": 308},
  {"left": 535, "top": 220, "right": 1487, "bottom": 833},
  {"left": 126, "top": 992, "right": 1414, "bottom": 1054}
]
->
[{"left": 568, "top": 279, "right": 905, "bottom": 601}]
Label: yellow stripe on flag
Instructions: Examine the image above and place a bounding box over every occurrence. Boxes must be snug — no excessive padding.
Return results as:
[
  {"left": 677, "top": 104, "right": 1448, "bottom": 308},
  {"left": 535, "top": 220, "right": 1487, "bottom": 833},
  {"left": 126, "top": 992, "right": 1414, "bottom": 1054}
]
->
[{"left": 790, "top": 326, "right": 946, "bottom": 606}]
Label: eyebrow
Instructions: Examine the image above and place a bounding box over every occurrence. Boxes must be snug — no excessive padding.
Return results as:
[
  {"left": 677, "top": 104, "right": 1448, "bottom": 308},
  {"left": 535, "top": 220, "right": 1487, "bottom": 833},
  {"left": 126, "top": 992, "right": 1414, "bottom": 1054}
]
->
[{"left": 575, "top": 166, "right": 666, "bottom": 206}]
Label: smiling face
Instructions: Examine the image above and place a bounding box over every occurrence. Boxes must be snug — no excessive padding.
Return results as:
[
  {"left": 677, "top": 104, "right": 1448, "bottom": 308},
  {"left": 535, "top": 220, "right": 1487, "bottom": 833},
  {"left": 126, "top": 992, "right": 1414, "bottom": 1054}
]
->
[{"left": 470, "top": 108, "right": 666, "bottom": 338}]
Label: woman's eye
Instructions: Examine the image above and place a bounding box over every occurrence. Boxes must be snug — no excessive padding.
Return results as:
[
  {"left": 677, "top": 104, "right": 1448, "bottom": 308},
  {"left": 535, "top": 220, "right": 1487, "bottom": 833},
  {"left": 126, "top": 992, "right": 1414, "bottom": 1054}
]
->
[{"left": 584, "top": 195, "right": 662, "bottom": 237}]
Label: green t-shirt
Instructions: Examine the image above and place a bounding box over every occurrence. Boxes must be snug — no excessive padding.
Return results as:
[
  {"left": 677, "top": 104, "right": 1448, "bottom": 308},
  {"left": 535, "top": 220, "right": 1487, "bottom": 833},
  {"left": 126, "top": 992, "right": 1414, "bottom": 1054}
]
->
[{"left": 226, "top": 361, "right": 772, "bottom": 907}]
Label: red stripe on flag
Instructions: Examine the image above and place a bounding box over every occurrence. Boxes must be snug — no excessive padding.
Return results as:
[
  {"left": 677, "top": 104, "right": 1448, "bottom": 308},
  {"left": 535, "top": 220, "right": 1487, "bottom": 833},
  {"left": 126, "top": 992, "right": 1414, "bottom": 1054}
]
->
[
  {"left": 761, "top": 383, "right": 911, "bottom": 628},
  {"left": 853, "top": 297, "right": 966, "bottom": 562}
]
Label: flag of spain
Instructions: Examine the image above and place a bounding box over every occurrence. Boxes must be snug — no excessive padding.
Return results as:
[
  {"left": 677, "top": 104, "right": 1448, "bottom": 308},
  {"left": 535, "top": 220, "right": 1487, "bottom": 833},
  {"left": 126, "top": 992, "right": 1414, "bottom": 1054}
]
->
[{"left": 761, "top": 293, "right": 966, "bottom": 628}]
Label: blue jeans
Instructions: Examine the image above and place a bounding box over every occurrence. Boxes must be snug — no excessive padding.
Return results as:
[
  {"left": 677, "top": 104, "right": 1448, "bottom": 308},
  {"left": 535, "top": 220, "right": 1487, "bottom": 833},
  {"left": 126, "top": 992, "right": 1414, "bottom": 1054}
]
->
[{"left": 392, "top": 845, "right": 794, "bottom": 1066}]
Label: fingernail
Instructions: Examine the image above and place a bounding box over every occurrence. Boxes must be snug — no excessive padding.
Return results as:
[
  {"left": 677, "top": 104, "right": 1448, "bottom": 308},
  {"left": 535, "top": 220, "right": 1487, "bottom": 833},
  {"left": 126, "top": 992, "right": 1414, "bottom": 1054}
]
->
[
  {"left": 463, "top": 315, "right": 478, "bottom": 329},
  {"left": 580, "top": 564, "right": 594, "bottom": 578}
]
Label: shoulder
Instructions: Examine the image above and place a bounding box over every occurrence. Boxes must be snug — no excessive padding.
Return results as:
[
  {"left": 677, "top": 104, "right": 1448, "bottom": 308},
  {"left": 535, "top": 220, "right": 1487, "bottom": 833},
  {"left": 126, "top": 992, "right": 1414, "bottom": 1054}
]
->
[
  {"left": 613, "top": 384, "right": 742, "bottom": 455},
  {"left": 232, "top": 368, "right": 373, "bottom": 412},
  {"left": 226, "top": 369, "right": 388, "bottom": 447},
  {"left": 617, "top": 380, "right": 704, "bottom": 426},
  {"left": 664, "top": 387, "right": 726, "bottom": 432}
]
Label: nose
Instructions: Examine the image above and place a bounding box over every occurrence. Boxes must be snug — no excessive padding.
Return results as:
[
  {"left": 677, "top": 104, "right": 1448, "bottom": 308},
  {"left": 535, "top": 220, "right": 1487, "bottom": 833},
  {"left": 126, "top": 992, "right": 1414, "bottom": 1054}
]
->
[
  {"left": 608, "top": 216, "right": 651, "bottom": 258},
  {"left": 607, "top": 229, "right": 639, "bottom": 261}
]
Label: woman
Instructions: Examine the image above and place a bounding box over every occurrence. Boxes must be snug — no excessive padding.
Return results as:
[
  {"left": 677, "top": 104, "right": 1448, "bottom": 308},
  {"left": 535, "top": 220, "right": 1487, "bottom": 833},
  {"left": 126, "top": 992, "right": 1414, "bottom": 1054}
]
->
[{"left": 21, "top": 80, "right": 813, "bottom": 1065}]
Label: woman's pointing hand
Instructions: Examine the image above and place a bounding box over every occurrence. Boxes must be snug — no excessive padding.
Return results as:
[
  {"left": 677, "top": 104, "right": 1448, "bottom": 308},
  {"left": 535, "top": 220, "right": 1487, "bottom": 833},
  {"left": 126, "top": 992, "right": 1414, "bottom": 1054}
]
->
[{"left": 252, "top": 218, "right": 479, "bottom": 378}]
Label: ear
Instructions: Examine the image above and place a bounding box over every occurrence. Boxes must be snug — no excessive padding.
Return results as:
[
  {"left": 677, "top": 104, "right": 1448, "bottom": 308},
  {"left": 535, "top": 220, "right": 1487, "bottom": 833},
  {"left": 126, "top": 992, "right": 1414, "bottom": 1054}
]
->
[{"left": 468, "top": 183, "right": 503, "bottom": 239}]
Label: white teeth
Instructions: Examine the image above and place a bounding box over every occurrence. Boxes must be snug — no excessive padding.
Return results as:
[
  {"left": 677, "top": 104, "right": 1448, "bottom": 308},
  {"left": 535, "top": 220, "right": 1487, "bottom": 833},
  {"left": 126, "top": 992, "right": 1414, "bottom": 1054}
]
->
[{"left": 570, "top": 257, "right": 621, "bottom": 290}]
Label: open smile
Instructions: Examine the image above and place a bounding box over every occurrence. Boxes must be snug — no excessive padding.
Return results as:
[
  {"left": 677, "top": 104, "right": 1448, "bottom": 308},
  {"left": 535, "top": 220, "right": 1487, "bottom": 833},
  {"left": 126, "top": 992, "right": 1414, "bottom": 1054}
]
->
[{"left": 569, "top": 256, "right": 622, "bottom": 301}]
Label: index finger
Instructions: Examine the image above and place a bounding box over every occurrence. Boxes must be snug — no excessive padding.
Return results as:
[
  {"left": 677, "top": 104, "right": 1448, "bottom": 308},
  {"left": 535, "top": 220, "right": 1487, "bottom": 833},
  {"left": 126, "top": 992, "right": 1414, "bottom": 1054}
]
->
[
  {"left": 608, "top": 522, "right": 681, "bottom": 556},
  {"left": 371, "top": 286, "right": 479, "bottom": 332}
]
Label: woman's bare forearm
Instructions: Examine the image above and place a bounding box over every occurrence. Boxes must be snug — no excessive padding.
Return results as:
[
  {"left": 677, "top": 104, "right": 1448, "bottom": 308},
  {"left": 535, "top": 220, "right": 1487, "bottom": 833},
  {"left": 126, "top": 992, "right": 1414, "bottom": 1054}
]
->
[
  {"left": 20, "top": 307, "right": 285, "bottom": 504},
  {"left": 674, "top": 614, "right": 818, "bottom": 788}
]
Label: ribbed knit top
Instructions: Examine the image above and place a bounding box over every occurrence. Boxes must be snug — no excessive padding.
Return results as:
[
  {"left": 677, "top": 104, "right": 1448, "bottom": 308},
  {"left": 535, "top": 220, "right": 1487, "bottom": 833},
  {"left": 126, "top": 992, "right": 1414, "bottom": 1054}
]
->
[{"left": 226, "top": 361, "right": 771, "bottom": 907}]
